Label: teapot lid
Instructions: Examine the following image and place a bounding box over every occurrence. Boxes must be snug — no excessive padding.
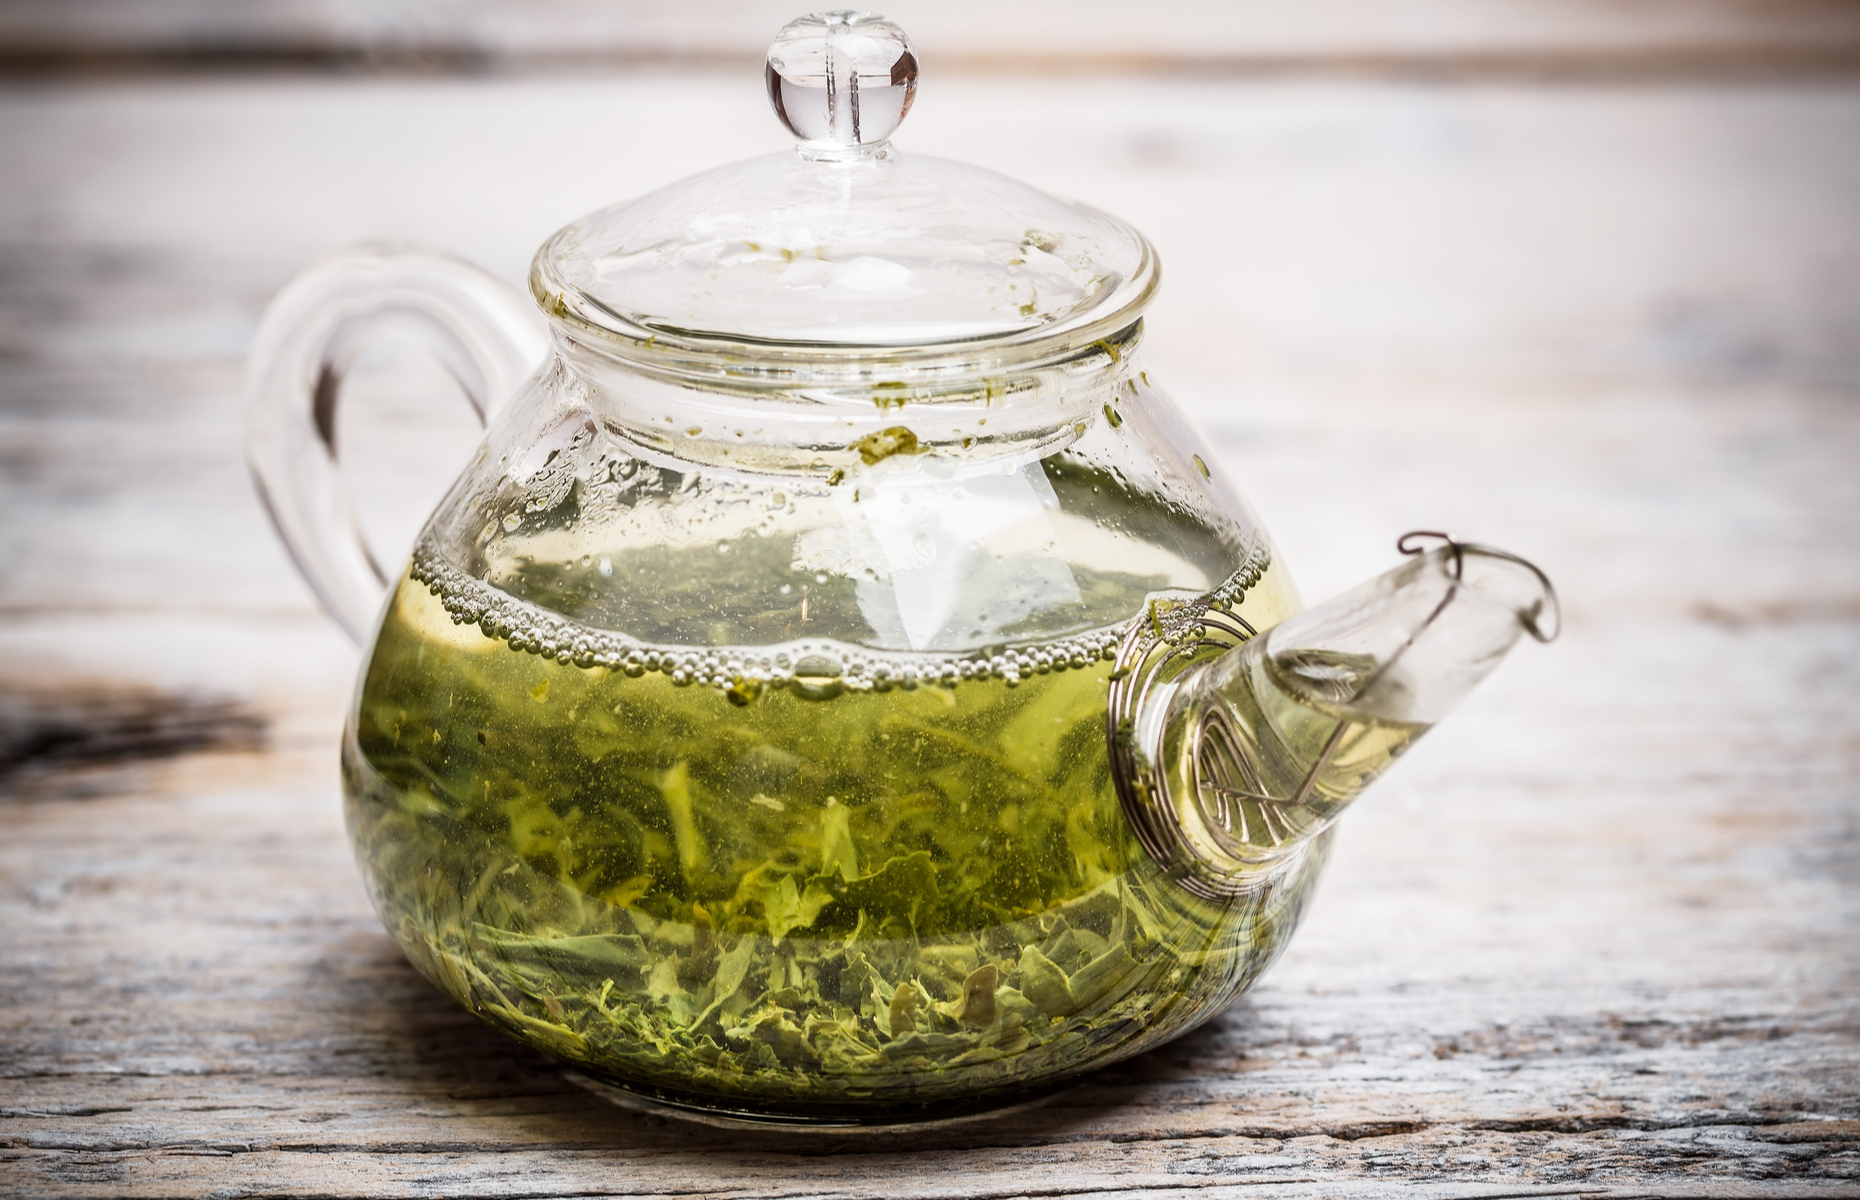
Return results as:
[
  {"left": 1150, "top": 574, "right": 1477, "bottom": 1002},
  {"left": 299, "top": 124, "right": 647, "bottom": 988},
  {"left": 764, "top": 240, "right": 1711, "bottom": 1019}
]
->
[{"left": 531, "top": 11, "right": 1156, "bottom": 376}]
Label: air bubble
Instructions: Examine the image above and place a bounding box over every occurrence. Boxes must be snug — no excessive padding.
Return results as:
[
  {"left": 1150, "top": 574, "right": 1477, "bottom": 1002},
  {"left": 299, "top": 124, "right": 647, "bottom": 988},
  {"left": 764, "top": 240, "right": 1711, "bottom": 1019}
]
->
[
  {"left": 410, "top": 539, "right": 1272, "bottom": 705},
  {"left": 791, "top": 654, "right": 845, "bottom": 701}
]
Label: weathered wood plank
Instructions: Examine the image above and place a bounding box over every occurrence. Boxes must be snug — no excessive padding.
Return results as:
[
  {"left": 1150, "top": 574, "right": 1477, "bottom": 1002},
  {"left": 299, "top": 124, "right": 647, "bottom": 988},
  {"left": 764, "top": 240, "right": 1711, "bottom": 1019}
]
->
[
  {"left": 3, "top": 0, "right": 1859, "bottom": 77},
  {"left": 2, "top": 72, "right": 1858, "bottom": 1196}
]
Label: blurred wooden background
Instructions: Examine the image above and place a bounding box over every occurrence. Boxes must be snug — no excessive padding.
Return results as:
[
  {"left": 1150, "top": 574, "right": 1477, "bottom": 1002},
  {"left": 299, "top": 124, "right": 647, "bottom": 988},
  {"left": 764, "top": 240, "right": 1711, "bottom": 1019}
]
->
[
  {"left": 2, "top": 1, "right": 1858, "bottom": 1196},
  {"left": 5, "top": 0, "right": 1860, "bottom": 74}
]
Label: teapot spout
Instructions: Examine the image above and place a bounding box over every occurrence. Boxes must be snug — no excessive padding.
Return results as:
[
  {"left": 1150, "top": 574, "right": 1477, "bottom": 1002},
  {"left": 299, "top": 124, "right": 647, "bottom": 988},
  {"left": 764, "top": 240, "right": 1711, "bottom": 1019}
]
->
[{"left": 1109, "top": 533, "right": 1558, "bottom": 898}]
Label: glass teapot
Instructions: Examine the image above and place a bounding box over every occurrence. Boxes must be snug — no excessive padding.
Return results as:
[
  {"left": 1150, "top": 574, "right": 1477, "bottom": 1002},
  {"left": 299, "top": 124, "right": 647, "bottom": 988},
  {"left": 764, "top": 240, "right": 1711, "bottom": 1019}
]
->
[{"left": 246, "top": 12, "right": 1557, "bottom": 1125}]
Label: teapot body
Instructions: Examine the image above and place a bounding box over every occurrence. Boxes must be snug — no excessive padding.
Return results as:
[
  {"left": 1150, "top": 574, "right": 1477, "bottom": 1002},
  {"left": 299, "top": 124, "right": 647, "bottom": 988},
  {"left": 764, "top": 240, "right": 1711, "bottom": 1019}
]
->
[
  {"left": 251, "top": 10, "right": 1558, "bottom": 1127},
  {"left": 338, "top": 329, "right": 1322, "bottom": 1122}
]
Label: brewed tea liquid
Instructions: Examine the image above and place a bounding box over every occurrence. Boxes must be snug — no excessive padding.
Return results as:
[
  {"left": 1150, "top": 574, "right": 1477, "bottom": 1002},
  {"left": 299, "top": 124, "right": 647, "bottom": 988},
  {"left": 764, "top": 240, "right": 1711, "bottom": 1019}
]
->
[
  {"left": 346, "top": 546, "right": 1309, "bottom": 1119},
  {"left": 1183, "top": 646, "right": 1431, "bottom": 862}
]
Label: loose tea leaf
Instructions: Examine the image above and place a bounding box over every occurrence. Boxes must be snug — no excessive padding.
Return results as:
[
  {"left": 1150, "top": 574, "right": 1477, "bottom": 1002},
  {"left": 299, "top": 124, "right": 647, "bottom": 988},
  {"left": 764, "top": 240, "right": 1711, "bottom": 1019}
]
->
[{"left": 344, "top": 555, "right": 1320, "bottom": 1120}]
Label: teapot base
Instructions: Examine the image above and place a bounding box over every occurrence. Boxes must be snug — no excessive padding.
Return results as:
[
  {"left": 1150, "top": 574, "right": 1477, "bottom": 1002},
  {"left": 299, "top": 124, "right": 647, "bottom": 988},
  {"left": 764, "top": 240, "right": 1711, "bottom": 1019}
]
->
[{"left": 561, "top": 1066, "right": 1071, "bottom": 1131}]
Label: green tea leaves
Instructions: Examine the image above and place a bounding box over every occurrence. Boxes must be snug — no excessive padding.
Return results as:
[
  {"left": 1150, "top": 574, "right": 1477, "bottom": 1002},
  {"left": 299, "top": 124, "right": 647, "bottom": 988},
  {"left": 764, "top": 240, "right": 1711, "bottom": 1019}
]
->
[
  {"left": 1015, "top": 944, "right": 1074, "bottom": 1015},
  {"left": 956, "top": 963, "right": 997, "bottom": 1025},
  {"left": 820, "top": 802, "right": 858, "bottom": 883},
  {"left": 657, "top": 761, "right": 707, "bottom": 878},
  {"left": 347, "top": 572, "right": 1316, "bottom": 1118},
  {"left": 745, "top": 871, "right": 836, "bottom": 941},
  {"left": 888, "top": 979, "right": 920, "bottom": 1037}
]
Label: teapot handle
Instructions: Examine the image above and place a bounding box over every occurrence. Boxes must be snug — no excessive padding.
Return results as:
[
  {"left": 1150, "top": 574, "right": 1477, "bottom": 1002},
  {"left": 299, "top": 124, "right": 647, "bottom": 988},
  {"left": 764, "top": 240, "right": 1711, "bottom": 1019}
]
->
[{"left": 245, "top": 245, "right": 549, "bottom": 644}]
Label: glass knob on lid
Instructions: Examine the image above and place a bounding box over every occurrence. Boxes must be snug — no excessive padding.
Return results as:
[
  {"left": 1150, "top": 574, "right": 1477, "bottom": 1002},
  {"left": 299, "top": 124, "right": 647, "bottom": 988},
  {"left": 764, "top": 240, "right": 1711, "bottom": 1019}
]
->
[
  {"left": 531, "top": 9, "right": 1157, "bottom": 368},
  {"left": 767, "top": 11, "right": 919, "bottom": 158}
]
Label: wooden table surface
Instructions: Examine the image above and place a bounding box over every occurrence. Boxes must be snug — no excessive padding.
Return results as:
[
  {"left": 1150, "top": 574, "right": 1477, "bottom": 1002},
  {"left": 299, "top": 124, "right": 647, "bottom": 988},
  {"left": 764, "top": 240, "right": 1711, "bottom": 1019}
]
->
[{"left": 2, "top": 56, "right": 1858, "bottom": 1198}]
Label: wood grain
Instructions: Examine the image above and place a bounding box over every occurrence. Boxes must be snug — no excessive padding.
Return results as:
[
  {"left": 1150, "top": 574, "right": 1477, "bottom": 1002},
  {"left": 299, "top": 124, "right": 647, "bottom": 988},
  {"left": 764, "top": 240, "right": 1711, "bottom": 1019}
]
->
[
  {"left": 1, "top": 70, "right": 1858, "bottom": 1196},
  {"left": 3, "top": 0, "right": 1860, "bottom": 78}
]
